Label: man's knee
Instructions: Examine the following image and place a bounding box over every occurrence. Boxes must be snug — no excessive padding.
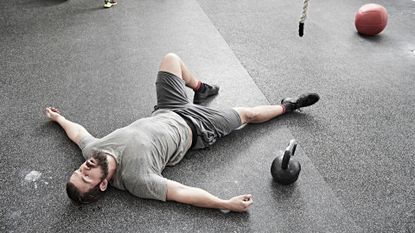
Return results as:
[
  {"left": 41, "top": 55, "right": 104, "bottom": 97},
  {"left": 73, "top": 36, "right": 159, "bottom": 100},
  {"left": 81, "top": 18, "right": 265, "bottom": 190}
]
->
[
  {"left": 159, "top": 53, "right": 182, "bottom": 78},
  {"left": 235, "top": 107, "right": 257, "bottom": 124},
  {"left": 162, "top": 53, "right": 180, "bottom": 64},
  {"left": 245, "top": 109, "right": 258, "bottom": 123}
]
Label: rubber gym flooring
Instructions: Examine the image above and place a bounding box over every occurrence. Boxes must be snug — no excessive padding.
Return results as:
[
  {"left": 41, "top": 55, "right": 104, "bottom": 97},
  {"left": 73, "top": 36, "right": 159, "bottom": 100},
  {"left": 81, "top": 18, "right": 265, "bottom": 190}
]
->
[{"left": 1, "top": 0, "right": 414, "bottom": 232}]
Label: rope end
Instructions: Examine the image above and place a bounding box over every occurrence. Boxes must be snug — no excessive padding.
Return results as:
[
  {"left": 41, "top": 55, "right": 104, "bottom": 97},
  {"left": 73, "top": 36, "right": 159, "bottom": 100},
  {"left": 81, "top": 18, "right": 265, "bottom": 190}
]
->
[{"left": 299, "top": 22, "right": 304, "bottom": 37}]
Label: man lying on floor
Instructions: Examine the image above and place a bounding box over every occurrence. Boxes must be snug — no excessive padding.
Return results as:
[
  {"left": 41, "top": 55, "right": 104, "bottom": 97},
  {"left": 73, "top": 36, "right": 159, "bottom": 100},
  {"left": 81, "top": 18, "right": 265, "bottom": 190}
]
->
[{"left": 45, "top": 53, "right": 319, "bottom": 212}]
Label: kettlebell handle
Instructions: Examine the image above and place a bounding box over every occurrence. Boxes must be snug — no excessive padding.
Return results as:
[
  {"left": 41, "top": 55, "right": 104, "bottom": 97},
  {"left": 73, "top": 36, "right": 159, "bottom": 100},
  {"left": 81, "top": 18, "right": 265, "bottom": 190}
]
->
[{"left": 281, "top": 139, "right": 298, "bottom": 169}]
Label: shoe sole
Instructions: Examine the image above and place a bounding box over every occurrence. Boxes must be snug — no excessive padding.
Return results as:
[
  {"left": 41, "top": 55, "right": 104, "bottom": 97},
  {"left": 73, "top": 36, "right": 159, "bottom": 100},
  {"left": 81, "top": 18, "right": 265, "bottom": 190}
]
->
[
  {"left": 193, "top": 87, "right": 219, "bottom": 104},
  {"left": 104, "top": 2, "right": 117, "bottom": 8},
  {"left": 297, "top": 93, "right": 320, "bottom": 108}
]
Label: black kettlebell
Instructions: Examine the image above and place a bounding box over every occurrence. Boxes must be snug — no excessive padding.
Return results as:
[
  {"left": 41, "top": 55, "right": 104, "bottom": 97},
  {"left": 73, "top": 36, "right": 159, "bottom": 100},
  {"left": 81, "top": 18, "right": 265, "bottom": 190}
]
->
[{"left": 271, "top": 139, "right": 301, "bottom": 185}]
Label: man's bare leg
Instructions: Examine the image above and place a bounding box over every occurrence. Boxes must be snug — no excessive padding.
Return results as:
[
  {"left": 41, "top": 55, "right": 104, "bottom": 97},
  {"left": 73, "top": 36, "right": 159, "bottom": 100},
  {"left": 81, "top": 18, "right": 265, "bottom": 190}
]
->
[
  {"left": 159, "top": 53, "right": 201, "bottom": 90},
  {"left": 159, "top": 53, "right": 220, "bottom": 104},
  {"left": 158, "top": 53, "right": 319, "bottom": 117},
  {"left": 234, "top": 93, "right": 320, "bottom": 124},
  {"left": 234, "top": 105, "right": 285, "bottom": 124}
]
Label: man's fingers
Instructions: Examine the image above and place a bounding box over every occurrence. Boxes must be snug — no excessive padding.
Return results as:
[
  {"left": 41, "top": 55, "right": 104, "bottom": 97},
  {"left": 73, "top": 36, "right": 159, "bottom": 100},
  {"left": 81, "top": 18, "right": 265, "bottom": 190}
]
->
[
  {"left": 244, "top": 198, "right": 253, "bottom": 207},
  {"left": 242, "top": 194, "right": 252, "bottom": 201},
  {"left": 241, "top": 202, "right": 252, "bottom": 212},
  {"left": 50, "top": 107, "right": 60, "bottom": 113},
  {"left": 46, "top": 107, "right": 60, "bottom": 113},
  {"left": 246, "top": 200, "right": 253, "bottom": 207},
  {"left": 240, "top": 194, "right": 253, "bottom": 210}
]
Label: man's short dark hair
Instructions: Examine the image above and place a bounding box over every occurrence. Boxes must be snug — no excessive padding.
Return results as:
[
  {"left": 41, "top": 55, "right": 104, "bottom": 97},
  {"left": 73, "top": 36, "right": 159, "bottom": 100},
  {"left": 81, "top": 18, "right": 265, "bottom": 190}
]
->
[
  {"left": 66, "top": 181, "right": 104, "bottom": 205},
  {"left": 66, "top": 151, "right": 109, "bottom": 204}
]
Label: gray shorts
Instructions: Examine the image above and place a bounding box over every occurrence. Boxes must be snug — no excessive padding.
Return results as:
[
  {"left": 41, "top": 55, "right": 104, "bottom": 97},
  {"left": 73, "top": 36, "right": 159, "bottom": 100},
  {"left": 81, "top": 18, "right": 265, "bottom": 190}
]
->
[{"left": 153, "top": 71, "right": 242, "bottom": 149}]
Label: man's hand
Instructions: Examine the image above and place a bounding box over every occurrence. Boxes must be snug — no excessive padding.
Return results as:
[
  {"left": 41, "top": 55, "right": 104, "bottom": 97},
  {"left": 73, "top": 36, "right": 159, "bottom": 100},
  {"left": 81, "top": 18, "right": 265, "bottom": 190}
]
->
[
  {"left": 45, "top": 107, "right": 62, "bottom": 122},
  {"left": 224, "top": 194, "right": 253, "bottom": 212},
  {"left": 44, "top": 107, "right": 92, "bottom": 145}
]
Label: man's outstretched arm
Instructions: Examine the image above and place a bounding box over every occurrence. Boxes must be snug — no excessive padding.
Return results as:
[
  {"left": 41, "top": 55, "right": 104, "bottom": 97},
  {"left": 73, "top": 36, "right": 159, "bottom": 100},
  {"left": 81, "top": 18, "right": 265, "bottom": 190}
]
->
[
  {"left": 45, "top": 107, "right": 92, "bottom": 146},
  {"left": 166, "top": 180, "right": 253, "bottom": 212}
]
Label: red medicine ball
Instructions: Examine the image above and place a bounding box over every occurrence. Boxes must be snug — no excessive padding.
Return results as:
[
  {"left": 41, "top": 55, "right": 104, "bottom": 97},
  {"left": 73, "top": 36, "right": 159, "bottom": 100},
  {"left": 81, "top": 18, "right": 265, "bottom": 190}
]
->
[{"left": 355, "top": 3, "right": 388, "bottom": 36}]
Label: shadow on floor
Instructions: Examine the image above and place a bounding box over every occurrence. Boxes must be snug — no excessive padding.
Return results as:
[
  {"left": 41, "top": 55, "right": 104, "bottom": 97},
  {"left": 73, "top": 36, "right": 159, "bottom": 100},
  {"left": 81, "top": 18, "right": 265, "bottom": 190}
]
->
[{"left": 23, "top": 0, "right": 68, "bottom": 7}]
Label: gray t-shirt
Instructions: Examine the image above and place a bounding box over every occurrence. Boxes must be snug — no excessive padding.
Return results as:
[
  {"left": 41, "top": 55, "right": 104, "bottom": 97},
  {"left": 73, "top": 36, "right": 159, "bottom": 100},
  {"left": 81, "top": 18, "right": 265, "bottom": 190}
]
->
[{"left": 79, "top": 109, "right": 192, "bottom": 201}]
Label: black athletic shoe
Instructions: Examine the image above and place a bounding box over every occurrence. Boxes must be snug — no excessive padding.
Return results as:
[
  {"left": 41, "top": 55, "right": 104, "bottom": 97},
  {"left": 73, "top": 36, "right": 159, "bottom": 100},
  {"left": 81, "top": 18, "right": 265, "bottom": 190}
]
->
[
  {"left": 193, "top": 83, "right": 220, "bottom": 104},
  {"left": 281, "top": 93, "right": 320, "bottom": 112}
]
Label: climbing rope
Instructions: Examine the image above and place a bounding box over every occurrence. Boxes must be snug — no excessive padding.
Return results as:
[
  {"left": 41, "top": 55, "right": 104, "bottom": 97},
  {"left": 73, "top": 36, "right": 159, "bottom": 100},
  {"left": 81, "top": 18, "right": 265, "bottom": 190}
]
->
[{"left": 299, "top": 0, "right": 309, "bottom": 37}]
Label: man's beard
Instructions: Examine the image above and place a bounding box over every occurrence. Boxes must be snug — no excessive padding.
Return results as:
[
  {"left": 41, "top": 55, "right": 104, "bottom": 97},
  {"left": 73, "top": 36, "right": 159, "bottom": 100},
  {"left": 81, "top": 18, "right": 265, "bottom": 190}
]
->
[{"left": 92, "top": 152, "right": 109, "bottom": 180}]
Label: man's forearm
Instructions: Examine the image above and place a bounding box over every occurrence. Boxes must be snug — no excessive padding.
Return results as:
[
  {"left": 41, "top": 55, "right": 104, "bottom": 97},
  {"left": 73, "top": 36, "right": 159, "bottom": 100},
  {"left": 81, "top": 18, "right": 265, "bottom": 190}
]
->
[
  {"left": 176, "top": 186, "right": 228, "bottom": 209},
  {"left": 55, "top": 116, "right": 88, "bottom": 145},
  {"left": 167, "top": 178, "right": 253, "bottom": 212}
]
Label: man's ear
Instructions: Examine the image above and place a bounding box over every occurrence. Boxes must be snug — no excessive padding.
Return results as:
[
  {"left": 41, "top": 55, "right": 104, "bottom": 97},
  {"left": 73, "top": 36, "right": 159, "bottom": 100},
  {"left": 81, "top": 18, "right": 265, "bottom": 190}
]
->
[{"left": 99, "top": 179, "right": 108, "bottom": 191}]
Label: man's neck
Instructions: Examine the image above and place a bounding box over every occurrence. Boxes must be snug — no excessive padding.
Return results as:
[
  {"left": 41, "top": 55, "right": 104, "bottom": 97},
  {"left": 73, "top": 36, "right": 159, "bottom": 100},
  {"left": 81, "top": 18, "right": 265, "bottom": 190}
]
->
[{"left": 106, "top": 154, "right": 117, "bottom": 180}]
